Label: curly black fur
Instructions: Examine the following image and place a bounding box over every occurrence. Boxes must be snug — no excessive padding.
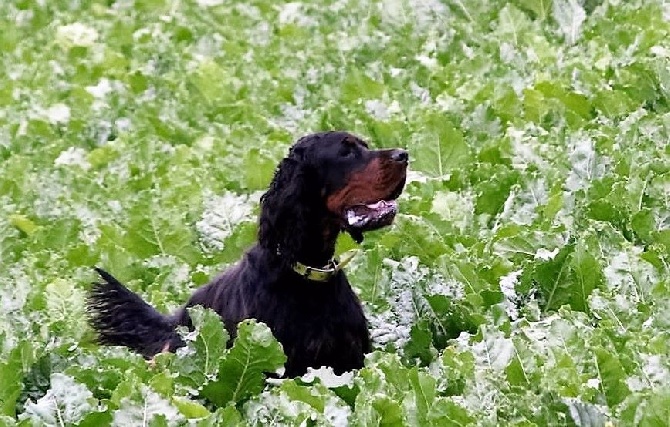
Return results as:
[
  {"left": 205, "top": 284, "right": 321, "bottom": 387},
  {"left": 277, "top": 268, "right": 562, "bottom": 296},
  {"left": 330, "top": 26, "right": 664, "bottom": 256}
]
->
[{"left": 87, "top": 131, "right": 408, "bottom": 377}]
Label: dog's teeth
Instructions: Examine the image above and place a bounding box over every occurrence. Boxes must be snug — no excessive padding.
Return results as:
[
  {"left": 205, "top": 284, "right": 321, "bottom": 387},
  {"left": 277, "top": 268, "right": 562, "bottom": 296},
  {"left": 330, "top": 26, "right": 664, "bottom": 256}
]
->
[{"left": 347, "top": 210, "right": 363, "bottom": 225}]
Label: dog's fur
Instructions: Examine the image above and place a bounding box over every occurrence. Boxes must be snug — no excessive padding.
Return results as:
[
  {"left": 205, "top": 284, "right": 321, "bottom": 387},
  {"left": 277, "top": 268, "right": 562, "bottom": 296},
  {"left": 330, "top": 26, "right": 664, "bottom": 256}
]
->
[{"left": 87, "top": 131, "right": 408, "bottom": 377}]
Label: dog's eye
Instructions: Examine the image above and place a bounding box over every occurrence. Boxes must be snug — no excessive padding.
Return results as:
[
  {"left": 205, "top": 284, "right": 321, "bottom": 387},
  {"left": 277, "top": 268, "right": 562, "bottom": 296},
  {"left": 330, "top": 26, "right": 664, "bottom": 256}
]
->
[
  {"left": 339, "top": 139, "right": 356, "bottom": 156},
  {"left": 339, "top": 144, "right": 356, "bottom": 158}
]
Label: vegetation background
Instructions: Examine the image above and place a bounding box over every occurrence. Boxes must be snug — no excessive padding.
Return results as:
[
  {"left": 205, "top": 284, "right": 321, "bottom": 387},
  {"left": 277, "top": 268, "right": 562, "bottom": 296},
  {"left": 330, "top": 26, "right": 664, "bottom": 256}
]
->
[{"left": 1, "top": 0, "right": 670, "bottom": 425}]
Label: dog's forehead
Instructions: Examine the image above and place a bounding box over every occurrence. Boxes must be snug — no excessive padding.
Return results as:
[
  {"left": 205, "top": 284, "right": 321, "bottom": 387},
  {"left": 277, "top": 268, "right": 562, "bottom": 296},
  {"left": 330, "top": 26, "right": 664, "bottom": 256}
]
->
[{"left": 293, "top": 132, "right": 366, "bottom": 151}]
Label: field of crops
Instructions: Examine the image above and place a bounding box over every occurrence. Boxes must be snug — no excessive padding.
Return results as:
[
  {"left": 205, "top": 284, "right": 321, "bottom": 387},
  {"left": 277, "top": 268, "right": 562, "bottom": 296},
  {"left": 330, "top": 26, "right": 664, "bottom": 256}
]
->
[{"left": 2, "top": 0, "right": 670, "bottom": 425}]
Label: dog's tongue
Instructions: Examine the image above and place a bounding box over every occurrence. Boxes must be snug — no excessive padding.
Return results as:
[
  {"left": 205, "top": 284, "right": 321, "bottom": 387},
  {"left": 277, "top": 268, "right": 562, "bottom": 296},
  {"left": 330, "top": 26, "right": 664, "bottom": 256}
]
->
[{"left": 346, "top": 200, "right": 398, "bottom": 229}]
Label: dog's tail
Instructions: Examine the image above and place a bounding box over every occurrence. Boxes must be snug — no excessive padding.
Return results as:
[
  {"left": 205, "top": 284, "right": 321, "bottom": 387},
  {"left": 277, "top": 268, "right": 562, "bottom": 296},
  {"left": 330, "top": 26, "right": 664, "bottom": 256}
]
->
[{"left": 87, "top": 267, "right": 184, "bottom": 358}]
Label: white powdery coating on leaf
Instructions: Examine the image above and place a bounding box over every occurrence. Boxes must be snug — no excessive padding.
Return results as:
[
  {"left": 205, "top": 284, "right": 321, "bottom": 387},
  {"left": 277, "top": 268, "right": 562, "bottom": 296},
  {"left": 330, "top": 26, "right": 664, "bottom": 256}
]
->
[
  {"left": 43, "top": 103, "right": 71, "bottom": 124},
  {"left": 450, "top": 330, "right": 515, "bottom": 414},
  {"left": 603, "top": 247, "right": 657, "bottom": 298},
  {"left": 502, "top": 178, "right": 548, "bottom": 225},
  {"left": 565, "top": 134, "right": 609, "bottom": 192},
  {"left": 196, "top": 191, "right": 257, "bottom": 250},
  {"left": 405, "top": 170, "right": 429, "bottom": 184},
  {"left": 552, "top": 0, "right": 586, "bottom": 44},
  {"left": 534, "top": 247, "right": 559, "bottom": 261},
  {"left": 640, "top": 353, "right": 670, "bottom": 387},
  {"left": 471, "top": 333, "right": 515, "bottom": 371},
  {"left": 368, "top": 257, "right": 420, "bottom": 348},
  {"left": 500, "top": 270, "right": 522, "bottom": 320},
  {"left": 55, "top": 147, "right": 91, "bottom": 170},
  {"left": 277, "top": 3, "right": 316, "bottom": 27},
  {"left": 143, "top": 255, "right": 191, "bottom": 286},
  {"left": 368, "top": 256, "right": 464, "bottom": 348},
  {"left": 324, "top": 397, "right": 351, "bottom": 427},
  {"left": 85, "top": 78, "right": 113, "bottom": 98},
  {"left": 508, "top": 126, "right": 551, "bottom": 171},
  {"left": 364, "top": 99, "right": 402, "bottom": 121},
  {"left": 586, "top": 378, "right": 600, "bottom": 389},
  {"left": 430, "top": 190, "right": 474, "bottom": 232},
  {"left": 196, "top": 0, "right": 224, "bottom": 7},
  {"left": 245, "top": 391, "right": 313, "bottom": 423},
  {"left": 0, "top": 265, "right": 32, "bottom": 313},
  {"left": 56, "top": 23, "right": 99, "bottom": 48},
  {"left": 113, "top": 386, "right": 182, "bottom": 426},
  {"left": 249, "top": 322, "right": 275, "bottom": 347},
  {"left": 302, "top": 367, "right": 354, "bottom": 388},
  {"left": 277, "top": 103, "right": 308, "bottom": 132},
  {"left": 21, "top": 374, "right": 93, "bottom": 425},
  {"left": 75, "top": 205, "right": 101, "bottom": 244},
  {"left": 379, "top": 0, "right": 448, "bottom": 28},
  {"left": 245, "top": 389, "right": 350, "bottom": 426}
]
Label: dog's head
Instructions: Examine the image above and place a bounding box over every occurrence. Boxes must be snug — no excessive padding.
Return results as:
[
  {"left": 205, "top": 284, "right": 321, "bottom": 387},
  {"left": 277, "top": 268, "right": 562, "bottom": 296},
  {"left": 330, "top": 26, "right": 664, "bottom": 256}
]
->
[{"left": 259, "top": 132, "right": 408, "bottom": 261}]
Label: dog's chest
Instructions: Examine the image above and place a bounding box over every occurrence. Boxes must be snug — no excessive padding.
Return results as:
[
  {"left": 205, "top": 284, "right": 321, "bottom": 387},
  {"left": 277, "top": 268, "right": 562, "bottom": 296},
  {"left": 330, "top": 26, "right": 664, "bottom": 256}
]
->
[{"left": 252, "top": 281, "right": 368, "bottom": 375}]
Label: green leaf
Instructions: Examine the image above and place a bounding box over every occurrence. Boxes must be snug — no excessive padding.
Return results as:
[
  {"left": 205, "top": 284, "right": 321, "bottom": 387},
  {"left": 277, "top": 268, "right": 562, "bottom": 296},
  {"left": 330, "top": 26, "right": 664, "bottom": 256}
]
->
[
  {"left": 45, "top": 278, "right": 87, "bottom": 336},
  {"left": 202, "top": 320, "right": 286, "bottom": 406},
  {"left": 20, "top": 374, "right": 96, "bottom": 426},
  {"left": 496, "top": 4, "right": 532, "bottom": 45},
  {"left": 404, "top": 368, "right": 437, "bottom": 426},
  {"left": 631, "top": 208, "right": 655, "bottom": 243},
  {"left": 552, "top": 0, "right": 586, "bottom": 44},
  {"left": 530, "top": 240, "right": 603, "bottom": 312},
  {"left": 514, "top": 0, "right": 553, "bottom": 20},
  {"left": 0, "top": 341, "right": 32, "bottom": 417},
  {"left": 242, "top": 149, "right": 276, "bottom": 191},
  {"left": 595, "top": 348, "right": 630, "bottom": 407},
  {"left": 8, "top": 214, "right": 38, "bottom": 236},
  {"left": 189, "top": 60, "right": 236, "bottom": 105},
  {"left": 172, "top": 397, "right": 210, "bottom": 419},
  {"left": 171, "top": 307, "right": 229, "bottom": 392},
  {"left": 411, "top": 115, "right": 470, "bottom": 177},
  {"left": 433, "top": 399, "right": 474, "bottom": 425},
  {"left": 567, "top": 242, "right": 603, "bottom": 312},
  {"left": 195, "top": 405, "right": 245, "bottom": 426},
  {"left": 404, "top": 320, "right": 436, "bottom": 365}
]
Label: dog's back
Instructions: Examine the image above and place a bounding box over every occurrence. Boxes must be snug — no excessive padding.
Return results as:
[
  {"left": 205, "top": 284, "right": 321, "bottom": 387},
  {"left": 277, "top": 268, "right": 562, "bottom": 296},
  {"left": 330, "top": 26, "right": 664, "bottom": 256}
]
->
[{"left": 88, "top": 245, "right": 370, "bottom": 376}]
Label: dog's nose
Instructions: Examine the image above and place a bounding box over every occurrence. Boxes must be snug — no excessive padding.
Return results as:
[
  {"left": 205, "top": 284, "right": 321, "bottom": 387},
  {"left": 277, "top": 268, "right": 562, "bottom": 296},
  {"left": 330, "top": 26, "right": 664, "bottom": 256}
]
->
[{"left": 391, "top": 149, "right": 409, "bottom": 163}]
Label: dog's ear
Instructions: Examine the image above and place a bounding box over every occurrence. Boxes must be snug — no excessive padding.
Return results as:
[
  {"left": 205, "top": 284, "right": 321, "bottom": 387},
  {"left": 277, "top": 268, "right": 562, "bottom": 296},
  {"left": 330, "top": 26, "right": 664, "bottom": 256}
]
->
[{"left": 258, "top": 156, "right": 316, "bottom": 264}]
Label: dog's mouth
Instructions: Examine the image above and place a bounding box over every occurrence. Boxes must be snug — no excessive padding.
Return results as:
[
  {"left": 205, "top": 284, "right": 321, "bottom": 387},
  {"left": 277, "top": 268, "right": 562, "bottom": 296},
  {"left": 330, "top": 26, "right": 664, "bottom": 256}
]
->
[
  {"left": 343, "top": 179, "right": 405, "bottom": 232},
  {"left": 345, "top": 200, "right": 398, "bottom": 231}
]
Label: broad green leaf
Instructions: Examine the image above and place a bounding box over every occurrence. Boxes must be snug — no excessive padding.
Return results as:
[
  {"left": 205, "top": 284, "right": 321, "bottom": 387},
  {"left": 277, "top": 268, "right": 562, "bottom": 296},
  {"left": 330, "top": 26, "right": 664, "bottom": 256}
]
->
[
  {"left": 8, "top": 215, "right": 38, "bottom": 236},
  {"left": 172, "top": 397, "right": 210, "bottom": 419},
  {"left": 20, "top": 374, "right": 97, "bottom": 426},
  {"left": 496, "top": 4, "right": 532, "bottom": 45},
  {"left": 112, "top": 384, "right": 183, "bottom": 426},
  {"left": 196, "top": 405, "right": 245, "bottom": 427},
  {"left": 552, "top": 0, "right": 586, "bottom": 44},
  {"left": 595, "top": 348, "right": 630, "bottom": 407},
  {"left": 189, "top": 60, "right": 236, "bottom": 105},
  {"left": 530, "top": 240, "right": 603, "bottom": 312},
  {"left": 514, "top": 0, "right": 552, "bottom": 20},
  {"left": 411, "top": 115, "right": 470, "bottom": 178},
  {"left": 567, "top": 242, "right": 603, "bottom": 312},
  {"left": 0, "top": 342, "right": 32, "bottom": 417},
  {"left": 242, "top": 149, "right": 276, "bottom": 191},
  {"left": 404, "top": 368, "right": 436, "bottom": 426},
  {"left": 202, "top": 320, "right": 286, "bottom": 406},
  {"left": 171, "top": 307, "right": 229, "bottom": 391}
]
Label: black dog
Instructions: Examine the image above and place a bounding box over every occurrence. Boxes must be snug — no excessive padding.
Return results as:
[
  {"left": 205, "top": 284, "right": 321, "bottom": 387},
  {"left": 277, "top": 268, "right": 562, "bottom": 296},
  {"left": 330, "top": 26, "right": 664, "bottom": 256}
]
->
[{"left": 87, "top": 131, "right": 408, "bottom": 377}]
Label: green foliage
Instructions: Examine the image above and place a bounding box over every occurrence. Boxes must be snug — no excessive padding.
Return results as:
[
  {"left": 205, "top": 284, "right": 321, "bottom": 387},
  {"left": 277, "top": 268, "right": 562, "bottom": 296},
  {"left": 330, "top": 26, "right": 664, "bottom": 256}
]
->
[
  {"left": 2, "top": 0, "right": 670, "bottom": 424},
  {"left": 201, "top": 320, "right": 286, "bottom": 406}
]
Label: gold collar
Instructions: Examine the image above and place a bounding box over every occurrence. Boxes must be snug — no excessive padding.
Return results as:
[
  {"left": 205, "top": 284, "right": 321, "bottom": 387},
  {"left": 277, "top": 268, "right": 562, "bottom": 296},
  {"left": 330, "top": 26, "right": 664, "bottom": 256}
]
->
[{"left": 291, "top": 251, "right": 357, "bottom": 282}]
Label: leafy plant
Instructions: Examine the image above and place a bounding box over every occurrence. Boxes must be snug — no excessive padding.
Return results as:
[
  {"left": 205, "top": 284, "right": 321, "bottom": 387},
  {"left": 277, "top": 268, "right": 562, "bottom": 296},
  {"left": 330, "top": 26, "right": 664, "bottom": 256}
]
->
[{"left": 2, "top": 0, "right": 670, "bottom": 424}]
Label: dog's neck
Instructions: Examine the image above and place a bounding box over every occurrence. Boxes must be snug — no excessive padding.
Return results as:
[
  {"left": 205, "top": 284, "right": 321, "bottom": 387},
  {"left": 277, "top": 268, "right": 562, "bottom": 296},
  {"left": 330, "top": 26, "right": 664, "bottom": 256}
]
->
[{"left": 285, "top": 217, "right": 341, "bottom": 268}]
